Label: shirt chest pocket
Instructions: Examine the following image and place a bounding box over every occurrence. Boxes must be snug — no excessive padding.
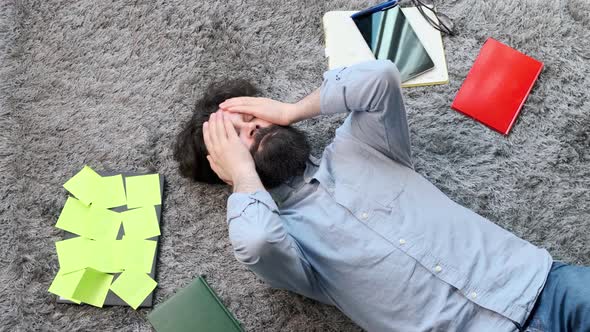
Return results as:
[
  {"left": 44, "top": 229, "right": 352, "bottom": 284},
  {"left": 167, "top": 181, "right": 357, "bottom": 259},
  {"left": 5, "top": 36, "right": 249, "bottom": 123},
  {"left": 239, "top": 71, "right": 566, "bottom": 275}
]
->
[
  {"left": 329, "top": 180, "right": 416, "bottom": 258},
  {"left": 322, "top": 137, "right": 409, "bottom": 230},
  {"left": 329, "top": 162, "right": 406, "bottom": 231},
  {"left": 331, "top": 182, "right": 398, "bottom": 222}
]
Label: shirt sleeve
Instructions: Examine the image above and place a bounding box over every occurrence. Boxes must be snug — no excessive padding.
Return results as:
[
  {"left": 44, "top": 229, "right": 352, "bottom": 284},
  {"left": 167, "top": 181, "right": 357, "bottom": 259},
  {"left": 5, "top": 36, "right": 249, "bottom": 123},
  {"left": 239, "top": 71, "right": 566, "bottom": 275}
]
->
[
  {"left": 226, "top": 191, "right": 331, "bottom": 304},
  {"left": 320, "top": 59, "right": 413, "bottom": 169}
]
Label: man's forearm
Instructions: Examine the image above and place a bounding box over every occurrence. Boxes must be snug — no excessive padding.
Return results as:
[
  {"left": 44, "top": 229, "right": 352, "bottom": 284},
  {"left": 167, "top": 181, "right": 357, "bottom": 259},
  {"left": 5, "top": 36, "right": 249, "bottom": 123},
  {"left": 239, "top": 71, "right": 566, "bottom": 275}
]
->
[{"left": 289, "top": 87, "right": 321, "bottom": 124}]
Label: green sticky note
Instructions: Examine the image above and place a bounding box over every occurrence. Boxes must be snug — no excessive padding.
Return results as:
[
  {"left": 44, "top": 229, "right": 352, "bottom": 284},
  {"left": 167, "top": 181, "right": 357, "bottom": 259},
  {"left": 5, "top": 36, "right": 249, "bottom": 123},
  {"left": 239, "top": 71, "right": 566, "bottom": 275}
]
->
[
  {"left": 86, "top": 205, "right": 121, "bottom": 240},
  {"left": 93, "top": 175, "right": 127, "bottom": 208},
  {"left": 110, "top": 271, "right": 157, "bottom": 309},
  {"left": 55, "top": 197, "right": 91, "bottom": 236},
  {"left": 122, "top": 239, "right": 157, "bottom": 273},
  {"left": 48, "top": 269, "right": 86, "bottom": 304},
  {"left": 122, "top": 206, "right": 160, "bottom": 239},
  {"left": 87, "top": 240, "right": 125, "bottom": 273},
  {"left": 125, "top": 174, "right": 161, "bottom": 208},
  {"left": 55, "top": 237, "right": 93, "bottom": 274},
  {"left": 70, "top": 268, "right": 114, "bottom": 307},
  {"left": 63, "top": 165, "right": 102, "bottom": 206}
]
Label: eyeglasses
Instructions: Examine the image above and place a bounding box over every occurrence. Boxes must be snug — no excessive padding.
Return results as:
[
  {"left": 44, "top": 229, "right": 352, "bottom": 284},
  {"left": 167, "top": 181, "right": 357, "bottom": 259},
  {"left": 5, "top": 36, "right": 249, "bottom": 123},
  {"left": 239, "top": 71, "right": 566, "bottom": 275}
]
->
[{"left": 407, "top": 0, "right": 455, "bottom": 36}]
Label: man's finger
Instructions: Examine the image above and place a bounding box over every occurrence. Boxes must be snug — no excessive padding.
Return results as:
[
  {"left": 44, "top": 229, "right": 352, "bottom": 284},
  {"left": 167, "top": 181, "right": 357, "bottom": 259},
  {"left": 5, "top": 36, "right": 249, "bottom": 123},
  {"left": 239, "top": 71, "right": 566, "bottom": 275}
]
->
[
  {"left": 213, "top": 111, "right": 228, "bottom": 145},
  {"left": 223, "top": 112, "right": 239, "bottom": 140},
  {"left": 220, "top": 97, "right": 257, "bottom": 109},
  {"left": 219, "top": 97, "right": 249, "bottom": 108},
  {"left": 207, "top": 114, "right": 220, "bottom": 154},
  {"left": 203, "top": 121, "right": 216, "bottom": 158},
  {"left": 224, "top": 105, "right": 258, "bottom": 116}
]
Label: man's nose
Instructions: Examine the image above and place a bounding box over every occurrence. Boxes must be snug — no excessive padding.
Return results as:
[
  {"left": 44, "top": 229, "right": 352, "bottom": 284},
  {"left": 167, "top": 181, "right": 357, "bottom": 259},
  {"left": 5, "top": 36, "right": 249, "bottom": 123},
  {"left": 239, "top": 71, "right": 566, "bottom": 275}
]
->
[{"left": 244, "top": 122, "right": 258, "bottom": 138}]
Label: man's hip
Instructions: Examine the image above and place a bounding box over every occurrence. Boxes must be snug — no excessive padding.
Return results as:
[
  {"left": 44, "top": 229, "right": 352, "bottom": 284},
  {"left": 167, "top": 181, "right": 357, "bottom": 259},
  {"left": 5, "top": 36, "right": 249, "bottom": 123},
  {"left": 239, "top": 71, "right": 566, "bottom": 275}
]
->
[{"left": 523, "top": 261, "right": 590, "bottom": 332}]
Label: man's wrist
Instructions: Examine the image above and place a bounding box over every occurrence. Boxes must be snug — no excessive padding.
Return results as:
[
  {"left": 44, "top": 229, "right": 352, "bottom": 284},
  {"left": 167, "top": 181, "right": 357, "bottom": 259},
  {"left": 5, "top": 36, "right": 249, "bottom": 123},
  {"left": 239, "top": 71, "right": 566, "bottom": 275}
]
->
[
  {"left": 291, "top": 88, "right": 321, "bottom": 124},
  {"left": 284, "top": 103, "right": 299, "bottom": 125},
  {"left": 289, "top": 101, "right": 310, "bottom": 124},
  {"left": 232, "top": 167, "right": 264, "bottom": 193}
]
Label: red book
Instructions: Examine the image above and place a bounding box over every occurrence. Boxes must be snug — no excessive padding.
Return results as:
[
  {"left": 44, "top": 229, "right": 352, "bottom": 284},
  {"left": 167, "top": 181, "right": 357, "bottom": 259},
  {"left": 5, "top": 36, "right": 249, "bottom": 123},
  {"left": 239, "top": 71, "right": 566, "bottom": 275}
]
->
[{"left": 451, "top": 38, "right": 543, "bottom": 135}]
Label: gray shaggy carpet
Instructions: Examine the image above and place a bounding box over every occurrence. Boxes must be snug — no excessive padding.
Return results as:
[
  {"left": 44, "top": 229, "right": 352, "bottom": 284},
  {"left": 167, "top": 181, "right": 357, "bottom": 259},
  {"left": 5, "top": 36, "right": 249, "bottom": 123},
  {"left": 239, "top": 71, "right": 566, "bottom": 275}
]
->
[{"left": 1, "top": 0, "right": 589, "bottom": 331}]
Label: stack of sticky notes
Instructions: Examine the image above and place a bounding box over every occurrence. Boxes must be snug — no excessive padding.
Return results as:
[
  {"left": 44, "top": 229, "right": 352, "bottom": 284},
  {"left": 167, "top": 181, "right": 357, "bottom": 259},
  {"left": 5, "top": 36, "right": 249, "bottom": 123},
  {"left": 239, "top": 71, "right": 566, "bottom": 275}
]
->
[{"left": 49, "top": 165, "right": 162, "bottom": 309}]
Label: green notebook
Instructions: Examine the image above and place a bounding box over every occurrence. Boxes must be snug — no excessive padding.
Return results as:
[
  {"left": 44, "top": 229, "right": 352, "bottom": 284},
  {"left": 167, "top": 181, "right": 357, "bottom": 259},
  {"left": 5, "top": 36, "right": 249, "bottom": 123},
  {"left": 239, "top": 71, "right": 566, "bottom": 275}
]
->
[{"left": 147, "top": 276, "right": 243, "bottom": 332}]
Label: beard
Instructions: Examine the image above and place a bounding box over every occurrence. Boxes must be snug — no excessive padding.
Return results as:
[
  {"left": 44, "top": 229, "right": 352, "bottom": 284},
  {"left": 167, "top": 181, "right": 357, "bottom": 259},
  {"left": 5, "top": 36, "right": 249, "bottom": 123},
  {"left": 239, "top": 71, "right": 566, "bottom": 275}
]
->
[{"left": 249, "top": 125, "right": 311, "bottom": 189}]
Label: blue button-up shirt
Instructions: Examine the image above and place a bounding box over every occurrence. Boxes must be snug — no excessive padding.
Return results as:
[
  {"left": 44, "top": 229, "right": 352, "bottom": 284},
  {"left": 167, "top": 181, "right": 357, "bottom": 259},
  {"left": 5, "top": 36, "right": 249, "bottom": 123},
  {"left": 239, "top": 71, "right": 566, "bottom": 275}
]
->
[{"left": 226, "top": 60, "right": 552, "bottom": 332}]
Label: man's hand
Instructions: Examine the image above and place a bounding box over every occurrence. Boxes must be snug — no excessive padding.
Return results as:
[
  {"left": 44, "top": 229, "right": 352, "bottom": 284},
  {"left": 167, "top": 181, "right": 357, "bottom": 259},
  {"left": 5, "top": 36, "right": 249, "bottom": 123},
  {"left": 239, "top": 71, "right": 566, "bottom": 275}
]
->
[
  {"left": 220, "top": 88, "right": 321, "bottom": 126},
  {"left": 219, "top": 97, "right": 296, "bottom": 126},
  {"left": 203, "top": 111, "right": 264, "bottom": 192}
]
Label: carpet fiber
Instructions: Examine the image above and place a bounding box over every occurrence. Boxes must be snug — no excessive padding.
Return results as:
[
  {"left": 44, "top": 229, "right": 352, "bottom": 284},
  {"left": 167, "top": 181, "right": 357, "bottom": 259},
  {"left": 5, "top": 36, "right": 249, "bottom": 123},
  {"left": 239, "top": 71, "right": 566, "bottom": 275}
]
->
[{"left": 1, "top": 0, "right": 589, "bottom": 331}]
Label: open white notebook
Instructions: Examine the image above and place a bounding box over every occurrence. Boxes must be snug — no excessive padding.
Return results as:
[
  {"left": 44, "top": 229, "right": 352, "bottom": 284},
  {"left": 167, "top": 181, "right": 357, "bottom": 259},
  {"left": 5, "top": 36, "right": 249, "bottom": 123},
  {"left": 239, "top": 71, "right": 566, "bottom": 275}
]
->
[{"left": 323, "top": 7, "right": 449, "bottom": 87}]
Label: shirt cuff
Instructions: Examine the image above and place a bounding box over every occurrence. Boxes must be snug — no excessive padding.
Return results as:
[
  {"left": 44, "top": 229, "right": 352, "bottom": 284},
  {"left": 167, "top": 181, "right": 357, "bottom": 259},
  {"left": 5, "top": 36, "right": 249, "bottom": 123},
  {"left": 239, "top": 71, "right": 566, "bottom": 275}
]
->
[
  {"left": 320, "top": 66, "right": 349, "bottom": 115},
  {"left": 226, "top": 190, "right": 279, "bottom": 223}
]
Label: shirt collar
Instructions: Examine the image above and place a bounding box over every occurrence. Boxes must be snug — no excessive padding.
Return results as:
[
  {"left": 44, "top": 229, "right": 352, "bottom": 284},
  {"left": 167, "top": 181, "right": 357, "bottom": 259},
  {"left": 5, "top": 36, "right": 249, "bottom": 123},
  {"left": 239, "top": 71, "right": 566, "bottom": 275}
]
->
[
  {"left": 303, "top": 154, "right": 320, "bottom": 183},
  {"left": 269, "top": 154, "right": 320, "bottom": 205}
]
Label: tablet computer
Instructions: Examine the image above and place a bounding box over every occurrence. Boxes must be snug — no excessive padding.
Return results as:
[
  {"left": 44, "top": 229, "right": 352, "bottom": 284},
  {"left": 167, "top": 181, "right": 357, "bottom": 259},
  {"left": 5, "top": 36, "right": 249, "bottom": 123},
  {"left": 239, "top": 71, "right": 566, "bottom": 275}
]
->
[{"left": 352, "top": 5, "right": 435, "bottom": 82}]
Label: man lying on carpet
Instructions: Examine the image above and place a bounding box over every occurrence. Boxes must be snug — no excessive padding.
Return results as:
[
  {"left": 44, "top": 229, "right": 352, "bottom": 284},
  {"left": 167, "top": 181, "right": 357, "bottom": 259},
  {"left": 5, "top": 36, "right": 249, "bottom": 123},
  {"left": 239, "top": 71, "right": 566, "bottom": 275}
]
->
[{"left": 173, "top": 60, "right": 590, "bottom": 332}]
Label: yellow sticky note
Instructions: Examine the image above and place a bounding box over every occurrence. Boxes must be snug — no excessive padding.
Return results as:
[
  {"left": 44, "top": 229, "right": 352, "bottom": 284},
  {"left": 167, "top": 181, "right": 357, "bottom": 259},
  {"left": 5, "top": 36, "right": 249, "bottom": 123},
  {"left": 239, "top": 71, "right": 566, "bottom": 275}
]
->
[
  {"left": 110, "top": 271, "right": 157, "bottom": 309},
  {"left": 55, "top": 197, "right": 91, "bottom": 236},
  {"left": 70, "top": 268, "right": 114, "bottom": 307},
  {"left": 122, "top": 206, "right": 160, "bottom": 239},
  {"left": 87, "top": 240, "right": 125, "bottom": 273},
  {"left": 86, "top": 205, "right": 121, "bottom": 240},
  {"left": 55, "top": 237, "right": 93, "bottom": 274},
  {"left": 125, "top": 174, "right": 161, "bottom": 209},
  {"left": 122, "top": 239, "right": 157, "bottom": 273},
  {"left": 48, "top": 269, "right": 86, "bottom": 304},
  {"left": 63, "top": 166, "right": 101, "bottom": 206},
  {"left": 93, "top": 175, "right": 127, "bottom": 208}
]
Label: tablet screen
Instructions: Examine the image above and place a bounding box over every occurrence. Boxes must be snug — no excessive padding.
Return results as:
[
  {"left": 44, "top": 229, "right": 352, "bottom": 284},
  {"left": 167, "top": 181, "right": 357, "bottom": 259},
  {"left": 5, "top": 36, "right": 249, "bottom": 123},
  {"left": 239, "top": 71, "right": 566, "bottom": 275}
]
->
[{"left": 353, "top": 6, "right": 435, "bottom": 82}]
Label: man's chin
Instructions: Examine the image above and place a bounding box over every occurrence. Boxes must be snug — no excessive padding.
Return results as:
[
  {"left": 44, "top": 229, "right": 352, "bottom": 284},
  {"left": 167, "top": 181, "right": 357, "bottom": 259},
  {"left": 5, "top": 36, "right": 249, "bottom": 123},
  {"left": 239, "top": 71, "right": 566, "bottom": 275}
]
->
[{"left": 251, "top": 125, "right": 311, "bottom": 188}]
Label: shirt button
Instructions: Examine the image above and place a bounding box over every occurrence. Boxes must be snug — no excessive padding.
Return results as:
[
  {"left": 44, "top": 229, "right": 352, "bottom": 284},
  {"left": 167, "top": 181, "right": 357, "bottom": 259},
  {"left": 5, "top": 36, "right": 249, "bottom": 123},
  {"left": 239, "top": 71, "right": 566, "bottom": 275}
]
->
[
  {"left": 360, "top": 212, "right": 369, "bottom": 220},
  {"left": 434, "top": 265, "right": 442, "bottom": 273},
  {"left": 470, "top": 292, "right": 477, "bottom": 299},
  {"left": 399, "top": 239, "right": 406, "bottom": 245}
]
